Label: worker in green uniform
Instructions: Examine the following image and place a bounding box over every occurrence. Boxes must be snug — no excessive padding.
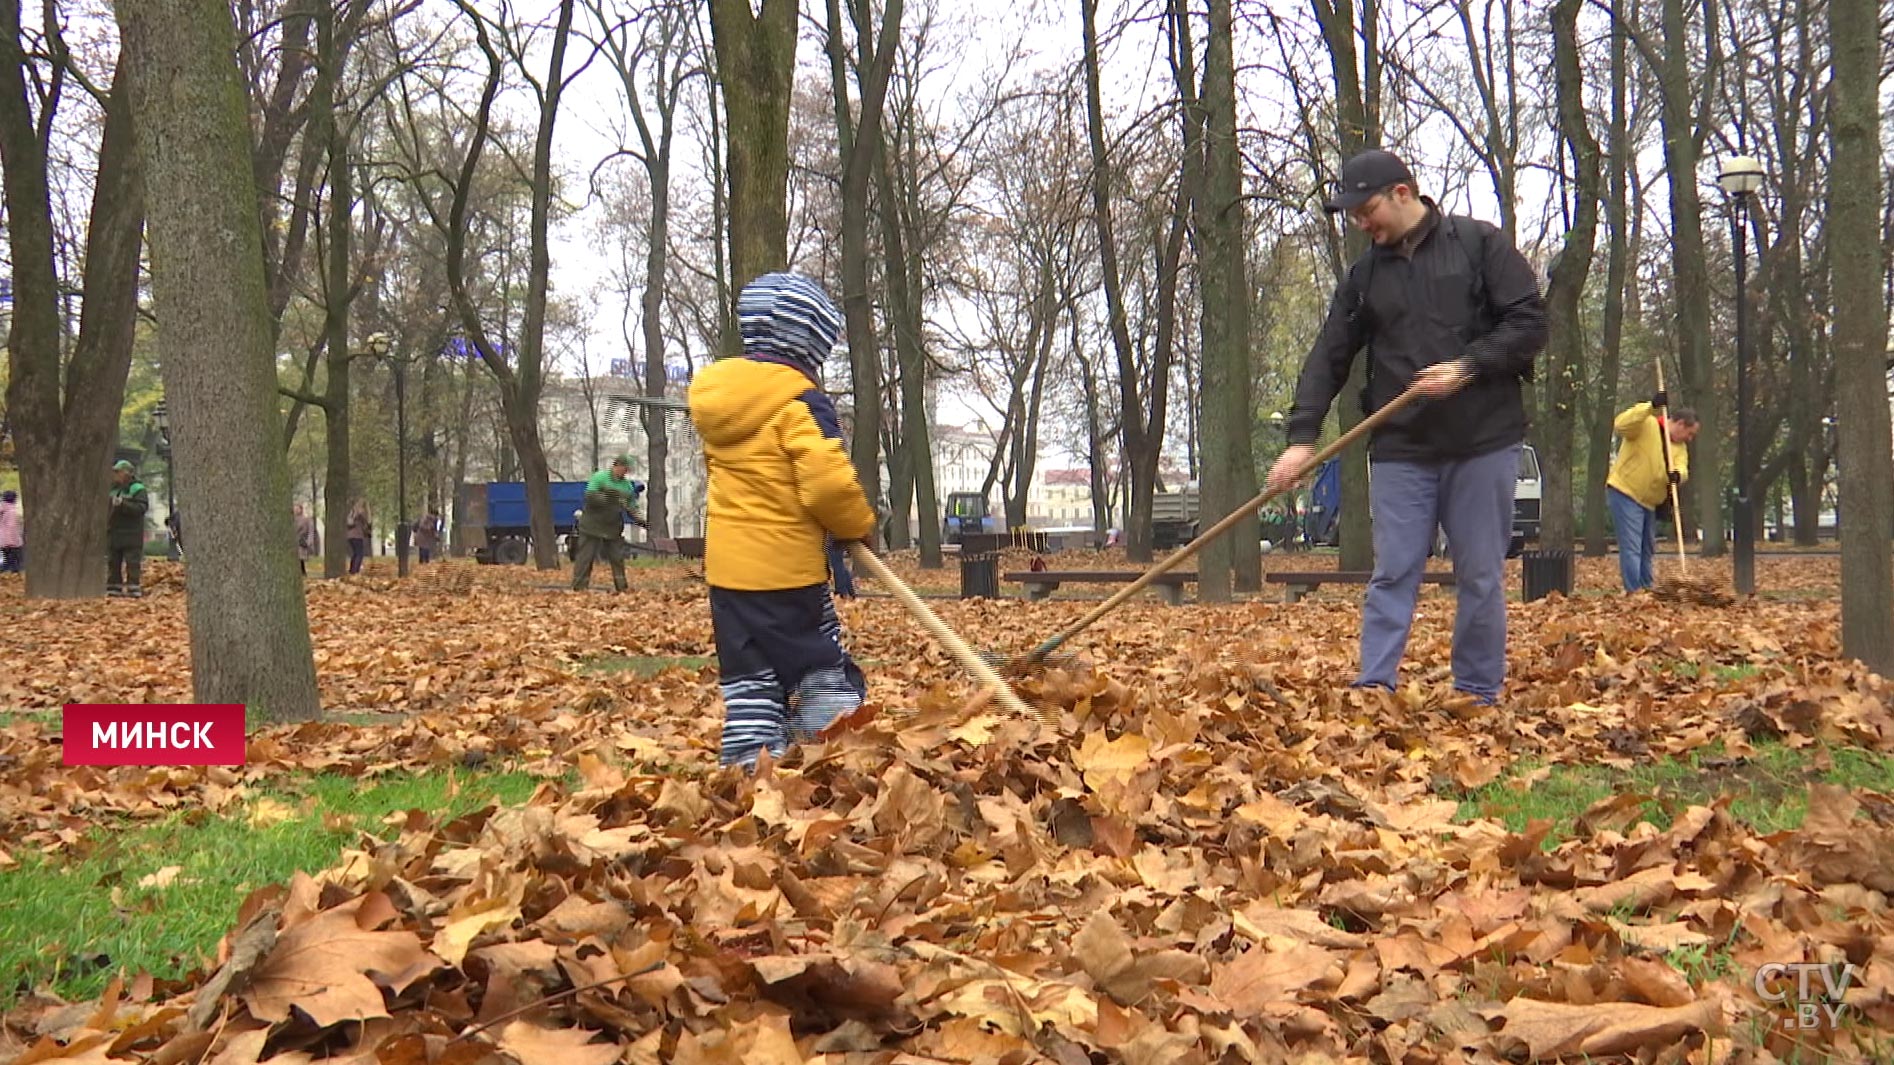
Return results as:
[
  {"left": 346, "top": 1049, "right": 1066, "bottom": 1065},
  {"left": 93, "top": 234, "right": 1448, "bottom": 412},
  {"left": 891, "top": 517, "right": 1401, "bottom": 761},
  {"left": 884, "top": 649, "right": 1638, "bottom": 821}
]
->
[
  {"left": 572, "top": 455, "right": 643, "bottom": 592},
  {"left": 108, "top": 459, "right": 149, "bottom": 597}
]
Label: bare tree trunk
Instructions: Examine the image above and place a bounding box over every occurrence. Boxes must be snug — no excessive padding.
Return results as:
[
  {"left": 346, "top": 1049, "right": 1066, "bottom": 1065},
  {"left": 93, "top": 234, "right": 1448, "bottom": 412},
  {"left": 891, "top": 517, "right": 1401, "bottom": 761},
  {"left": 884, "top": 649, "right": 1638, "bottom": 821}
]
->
[
  {"left": 1196, "top": 0, "right": 1259, "bottom": 599},
  {"left": 0, "top": 22, "right": 145, "bottom": 600},
  {"left": 1583, "top": 4, "right": 1632, "bottom": 556},
  {"left": 514, "top": 0, "right": 573, "bottom": 570},
  {"left": 1656, "top": 0, "right": 1724, "bottom": 553},
  {"left": 319, "top": 9, "right": 354, "bottom": 578},
  {"left": 708, "top": 0, "right": 796, "bottom": 340},
  {"left": 875, "top": 96, "right": 943, "bottom": 567},
  {"left": 117, "top": 0, "right": 322, "bottom": 721},
  {"left": 591, "top": 0, "right": 693, "bottom": 540},
  {"left": 825, "top": 0, "right": 900, "bottom": 509},
  {"left": 1074, "top": 316, "right": 1112, "bottom": 537},
  {"left": 1830, "top": 0, "right": 1894, "bottom": 672},
  {"left": 1313, "top": 0, "right": 1378, "bottom": 572},
  {"left": 1081, "top": 0, "right": 1163, "bottom": 562},
  {"left": 441, "top": 1, "right": 569, "bottom": 570},
  {"left": 641, "top": 169, "right": 674, "bottom": 540},
  {"left": 1538, "top": 0, "right": 1602, "bottom": 553}
]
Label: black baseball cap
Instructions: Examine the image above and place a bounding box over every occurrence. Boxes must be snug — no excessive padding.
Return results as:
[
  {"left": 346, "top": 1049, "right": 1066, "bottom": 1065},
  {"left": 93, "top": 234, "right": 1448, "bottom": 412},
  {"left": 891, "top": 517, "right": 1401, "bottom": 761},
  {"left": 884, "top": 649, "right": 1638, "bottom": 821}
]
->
[{"left": 1324, "top": 149, "right": 1416, "bottom": 212}]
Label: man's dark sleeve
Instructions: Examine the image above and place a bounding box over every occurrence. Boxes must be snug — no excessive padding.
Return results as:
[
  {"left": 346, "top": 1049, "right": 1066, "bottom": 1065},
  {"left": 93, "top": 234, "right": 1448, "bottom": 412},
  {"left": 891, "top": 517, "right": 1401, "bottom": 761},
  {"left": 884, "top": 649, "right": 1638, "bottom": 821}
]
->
[
  {"left": 123, "top": 486, "right": 149, "bottom": 517},
  {"left": 1285, "top": 275, "right": 1368, "bottom": 446},
  {"left": 1462, "top": 222, "right": 1548, "bottom": 380}
]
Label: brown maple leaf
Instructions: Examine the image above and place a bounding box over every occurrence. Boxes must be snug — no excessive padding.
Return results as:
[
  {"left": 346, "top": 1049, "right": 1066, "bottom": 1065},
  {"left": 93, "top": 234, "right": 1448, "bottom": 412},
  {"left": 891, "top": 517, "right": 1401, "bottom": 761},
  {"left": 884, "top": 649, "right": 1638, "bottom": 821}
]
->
[{"left": 244, "top": 893, "right": 443, "bottom": 1028}]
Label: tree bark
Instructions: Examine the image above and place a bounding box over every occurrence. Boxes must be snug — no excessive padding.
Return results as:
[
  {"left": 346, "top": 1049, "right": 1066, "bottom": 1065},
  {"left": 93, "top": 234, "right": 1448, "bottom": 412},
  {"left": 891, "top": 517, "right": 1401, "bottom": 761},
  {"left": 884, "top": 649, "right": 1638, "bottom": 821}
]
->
[
  {"left": 1196, "top": 0, "right": 1259, "bottom": 599},
  {"left": 0, "top": 15, "right": 146, "bottom": 599},
  {"left": 318, "top": 1, "right": 354, "bottom": 578},
  {"left": 1655, "top": 0, "right": 1723, "bottom": 553},
  {"left": 641, "top": 156, "right": 674, "bottom": 540},
  {"left": 1829, "top": 0, "right": 1894, "bottom": 673},
  {"left": 117, "top": 0, "right": 322, "bottom": 721},
  {"left": 874, "top": 92, "right": 943, "bottom": 567},
  {"left": 1538, "top": 0, "right": 1602, "bottom": 553},
  {"left": 1313, "top": 0, "right": 1377, "bottom": 572},
  {"left": 591, "top": 0, "right": 690, "bottom": 540},
  {"left": 824, "top": 0, "right": 900, "bottom": 511},
  {"left": 1073, "top": 315, "right": 1113, "bottom": 537},
  {"left": 1081, "top": 0, "right": 1164, "bottom": 562},
  {"left": 1583, "top": 3, "right": 1633, "bottom": 556},
  {"left": 513, "top": 0, "right": 574, "bottom": 570},
  {"left": 708, "top": 0, "right": 797, "bottom": 343},
  {"left": 440, "top": 1, "right": 567, "bottom": 570}
]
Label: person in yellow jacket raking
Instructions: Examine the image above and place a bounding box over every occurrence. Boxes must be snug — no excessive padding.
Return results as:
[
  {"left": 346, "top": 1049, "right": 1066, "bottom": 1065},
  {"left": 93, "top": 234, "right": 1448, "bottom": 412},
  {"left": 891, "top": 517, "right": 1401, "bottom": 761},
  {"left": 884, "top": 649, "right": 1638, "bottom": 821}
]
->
[
  {"left": 1605, "top": 392, "right": 1700, "bottom": 592},
  {"left": 688, "top": 273, "right": 879, "bottom": 770}
]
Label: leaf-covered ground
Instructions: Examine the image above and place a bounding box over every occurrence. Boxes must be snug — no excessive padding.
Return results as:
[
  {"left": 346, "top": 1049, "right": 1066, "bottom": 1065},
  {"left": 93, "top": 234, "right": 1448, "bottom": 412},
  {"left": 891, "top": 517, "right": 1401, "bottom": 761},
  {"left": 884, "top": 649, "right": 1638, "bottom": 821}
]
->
[{"left": 3, "top": 548, "right": 1891, "bottom": 1063}]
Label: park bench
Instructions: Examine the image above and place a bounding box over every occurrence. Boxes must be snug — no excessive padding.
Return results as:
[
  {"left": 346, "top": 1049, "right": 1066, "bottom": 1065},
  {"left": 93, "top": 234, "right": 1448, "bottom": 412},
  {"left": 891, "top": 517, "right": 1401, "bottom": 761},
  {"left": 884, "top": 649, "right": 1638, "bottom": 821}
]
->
[
  {"left": 1264, "top": 570, "right": 1456, "bottom": 603},
  {"left": 1004, "top": 569, "right": 1198, "bottom": 606}
]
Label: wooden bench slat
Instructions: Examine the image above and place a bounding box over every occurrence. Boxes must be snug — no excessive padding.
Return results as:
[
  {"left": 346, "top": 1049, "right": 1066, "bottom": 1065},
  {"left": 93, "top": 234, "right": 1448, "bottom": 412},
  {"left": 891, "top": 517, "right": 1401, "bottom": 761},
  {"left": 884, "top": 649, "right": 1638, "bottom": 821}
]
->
[
  {"left": 1003, "top": 571, "right": 1196, "bottom": 582},
  {"left": 1263, "top": 571, "right": 1455, "bottom": 583},
  {"left": 1264, "top": 570, "right": 1456, "bottom": 603},
  {"left": 1002, "top": 570, "right": 1196, "bottom": 605}
]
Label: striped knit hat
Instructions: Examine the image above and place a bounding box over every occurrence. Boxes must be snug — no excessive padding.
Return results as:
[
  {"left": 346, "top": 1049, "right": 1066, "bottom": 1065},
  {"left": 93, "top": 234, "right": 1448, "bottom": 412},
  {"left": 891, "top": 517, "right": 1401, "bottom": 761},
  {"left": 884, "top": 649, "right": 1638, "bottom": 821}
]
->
[{"left": 737, "top": 272, "right": 842, "bottom": 377}]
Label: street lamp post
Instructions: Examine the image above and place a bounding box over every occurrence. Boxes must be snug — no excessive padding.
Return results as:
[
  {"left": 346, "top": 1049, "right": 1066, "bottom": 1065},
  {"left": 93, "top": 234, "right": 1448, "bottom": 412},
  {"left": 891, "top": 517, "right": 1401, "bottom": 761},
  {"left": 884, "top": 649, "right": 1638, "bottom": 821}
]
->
[{"left": 1719, "top": 154, "right": 1765, "bottom": 595}]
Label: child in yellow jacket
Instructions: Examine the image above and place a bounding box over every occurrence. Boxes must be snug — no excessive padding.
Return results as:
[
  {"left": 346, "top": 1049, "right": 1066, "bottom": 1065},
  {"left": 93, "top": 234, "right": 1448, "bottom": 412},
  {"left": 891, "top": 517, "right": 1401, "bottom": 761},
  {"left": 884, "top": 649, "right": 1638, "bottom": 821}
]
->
[
  {"left": 1605, "top": 394, "right": 1699, "bottom": 591},
  {"left": 688, "top": 273, "right": 878, "bottom": 769}
]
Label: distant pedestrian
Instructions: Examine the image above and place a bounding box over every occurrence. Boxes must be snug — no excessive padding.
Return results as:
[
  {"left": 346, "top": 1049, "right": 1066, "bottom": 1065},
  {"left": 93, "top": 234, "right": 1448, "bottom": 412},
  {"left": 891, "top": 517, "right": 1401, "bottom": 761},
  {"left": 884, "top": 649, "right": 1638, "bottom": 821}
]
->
[
  {"left": 415, "top": 508, "right": 442, "bottom": 564},
  {"left": 108, "top": 460, "right": 149, "bottom": 597},
  {"left": 293, "top": 503, "right": 318, "bottom": 575},
  {"left": 0, "top": 489, "right": 22, "bottom": 573},
  {"left": 346, "top": 499, "right": 371, "bottom": 574}
]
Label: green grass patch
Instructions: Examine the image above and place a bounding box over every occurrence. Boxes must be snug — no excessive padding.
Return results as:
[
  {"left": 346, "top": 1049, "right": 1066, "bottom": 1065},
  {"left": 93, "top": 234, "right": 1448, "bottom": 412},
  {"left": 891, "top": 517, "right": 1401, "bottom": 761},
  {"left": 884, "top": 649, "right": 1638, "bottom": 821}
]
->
[
  {"left": 1665, "top": 659, "right": 1763, "bottom": 683},
  {"left": 1453, "top": 741, "right": 1894, "bottom": 846},
  {"left": 0, "top": 769, "right": 542, "bottom": 1007},
  {"left": 579, "top": 654, "right": 716, "bottom": 676}
]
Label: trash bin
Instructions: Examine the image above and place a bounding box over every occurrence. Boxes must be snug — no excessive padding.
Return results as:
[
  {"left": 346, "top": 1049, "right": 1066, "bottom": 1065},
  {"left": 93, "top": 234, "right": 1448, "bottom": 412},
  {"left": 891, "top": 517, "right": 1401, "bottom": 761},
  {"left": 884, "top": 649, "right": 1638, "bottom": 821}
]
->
[
  {"left": 960, "top": 552, "right": 999, "bottom": 599},
  {"left": 1521, "top": 548, "right": 1572, "bottom": 602}
]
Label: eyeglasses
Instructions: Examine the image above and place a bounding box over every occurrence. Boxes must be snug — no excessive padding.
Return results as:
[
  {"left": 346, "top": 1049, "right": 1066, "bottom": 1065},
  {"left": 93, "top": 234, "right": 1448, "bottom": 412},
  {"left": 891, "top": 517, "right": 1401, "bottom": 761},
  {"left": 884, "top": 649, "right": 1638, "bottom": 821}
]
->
[{"left": 1348, "top": 191, "right": 1389, "bottom": 225}]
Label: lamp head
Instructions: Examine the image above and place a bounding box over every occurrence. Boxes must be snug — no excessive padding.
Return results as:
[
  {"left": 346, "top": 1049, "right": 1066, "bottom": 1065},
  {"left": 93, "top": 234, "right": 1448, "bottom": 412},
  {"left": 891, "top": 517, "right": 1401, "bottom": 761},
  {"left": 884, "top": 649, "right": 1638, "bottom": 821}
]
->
[{"left": 1718, "top": 154, "right": 1765, "bottom": 196}]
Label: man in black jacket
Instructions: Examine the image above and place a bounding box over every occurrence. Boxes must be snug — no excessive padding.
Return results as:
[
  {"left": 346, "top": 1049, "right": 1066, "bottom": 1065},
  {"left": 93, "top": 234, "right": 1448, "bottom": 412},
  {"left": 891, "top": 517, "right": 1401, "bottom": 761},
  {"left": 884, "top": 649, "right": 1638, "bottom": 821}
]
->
[
  {"left": 1265, "top": 149, "right": 1548, "bottom": 704},
  {"left": 108, "top": 459, "right": 149, "bottom": 597}
]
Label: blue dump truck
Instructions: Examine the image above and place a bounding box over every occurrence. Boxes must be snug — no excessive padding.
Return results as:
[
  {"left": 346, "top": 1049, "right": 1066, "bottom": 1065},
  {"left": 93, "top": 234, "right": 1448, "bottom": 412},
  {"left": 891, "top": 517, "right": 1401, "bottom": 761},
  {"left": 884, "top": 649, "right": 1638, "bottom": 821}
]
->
[{"left": 456, "top": 480, "right": 589, "bottom": 564}]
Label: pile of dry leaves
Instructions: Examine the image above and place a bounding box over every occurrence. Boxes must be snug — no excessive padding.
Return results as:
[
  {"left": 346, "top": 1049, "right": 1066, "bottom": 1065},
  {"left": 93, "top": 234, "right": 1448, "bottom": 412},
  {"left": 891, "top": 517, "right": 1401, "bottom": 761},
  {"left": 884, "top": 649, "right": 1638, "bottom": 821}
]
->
[{"left": 2, "top": 554, "right": 1891, "bottom": 1063}]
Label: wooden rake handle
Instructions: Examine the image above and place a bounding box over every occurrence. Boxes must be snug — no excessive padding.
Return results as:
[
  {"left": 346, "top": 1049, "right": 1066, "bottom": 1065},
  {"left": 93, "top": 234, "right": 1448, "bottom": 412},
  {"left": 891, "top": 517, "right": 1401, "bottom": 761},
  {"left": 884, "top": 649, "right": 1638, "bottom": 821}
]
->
[
  {"left": 845, "top": 542, "right": 1044, "bottom": 723},
  {"left": 1021, "top": 384, "right": 1429, "bottom": 667},
  {"left": 1652, "top": 361, "right": 1689, "bottom": 576}
]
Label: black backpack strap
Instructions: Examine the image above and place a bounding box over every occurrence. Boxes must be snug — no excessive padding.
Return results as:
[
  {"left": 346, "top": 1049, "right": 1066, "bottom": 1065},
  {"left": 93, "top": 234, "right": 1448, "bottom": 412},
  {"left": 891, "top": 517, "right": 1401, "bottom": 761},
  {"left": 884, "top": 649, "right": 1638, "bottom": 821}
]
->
[
  {"left": 1343, "top": 251, "right": 1377, "bottom": 412},
  {"left": 1444, "top": 215, "right": 1490, "bottom": 317}
]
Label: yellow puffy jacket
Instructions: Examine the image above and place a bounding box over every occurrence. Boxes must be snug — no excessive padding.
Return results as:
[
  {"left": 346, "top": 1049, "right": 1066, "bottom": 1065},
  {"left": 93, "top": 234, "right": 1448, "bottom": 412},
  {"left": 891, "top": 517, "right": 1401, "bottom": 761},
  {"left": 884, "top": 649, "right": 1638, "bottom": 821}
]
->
[
  {"left": 688, "top": 357, "right": 877, "bottom": 590},
  {"left": 1606, "top": 402, "right": 1690, "bottom": 509}
]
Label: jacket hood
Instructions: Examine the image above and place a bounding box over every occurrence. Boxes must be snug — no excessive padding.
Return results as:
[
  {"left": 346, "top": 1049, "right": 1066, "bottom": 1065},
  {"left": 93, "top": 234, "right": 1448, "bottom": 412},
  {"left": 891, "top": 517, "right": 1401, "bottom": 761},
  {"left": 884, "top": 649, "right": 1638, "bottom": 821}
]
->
[{"left": 689, "top": 358, "right": 817, "bottom": 447}]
